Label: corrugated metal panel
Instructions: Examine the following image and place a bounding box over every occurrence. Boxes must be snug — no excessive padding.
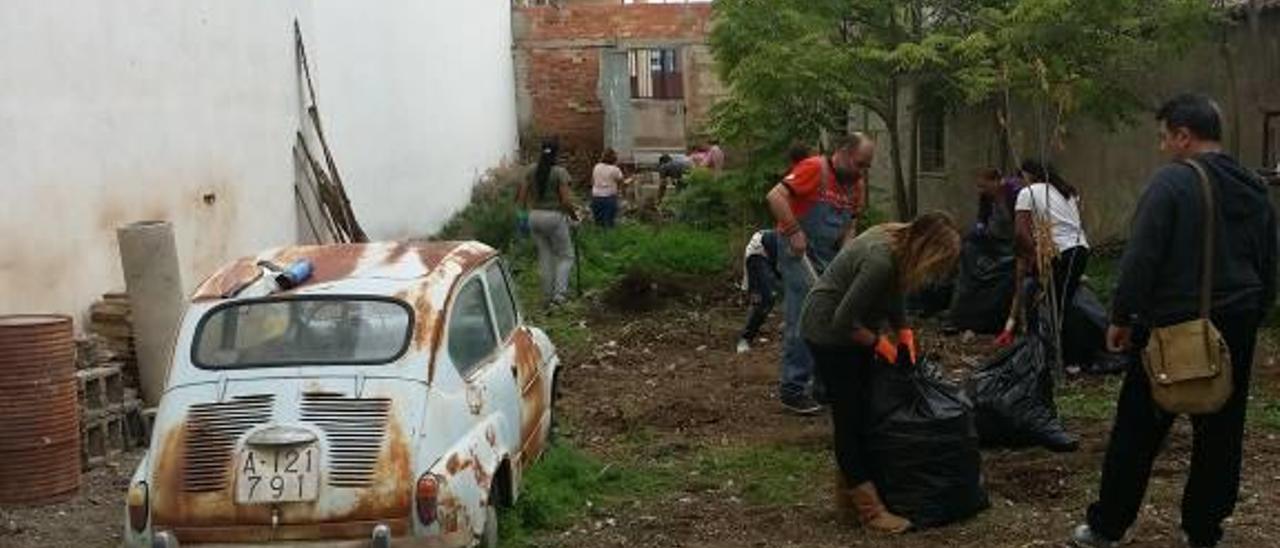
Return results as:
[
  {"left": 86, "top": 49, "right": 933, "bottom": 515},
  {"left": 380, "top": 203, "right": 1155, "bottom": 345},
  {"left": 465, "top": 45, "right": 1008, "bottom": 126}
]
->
[
  {"left": 183, "top": 395, "right": 275, "bottom": 492},
  {"left": 300, "top": 394, "right": 390, "bottom": 488}
]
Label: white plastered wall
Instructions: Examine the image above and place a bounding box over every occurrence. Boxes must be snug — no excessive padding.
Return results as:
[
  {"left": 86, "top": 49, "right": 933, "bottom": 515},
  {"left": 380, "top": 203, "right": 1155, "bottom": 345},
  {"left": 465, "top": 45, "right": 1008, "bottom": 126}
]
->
[{"left": 0, "top": 0, "right": 518, "bottom": 323}]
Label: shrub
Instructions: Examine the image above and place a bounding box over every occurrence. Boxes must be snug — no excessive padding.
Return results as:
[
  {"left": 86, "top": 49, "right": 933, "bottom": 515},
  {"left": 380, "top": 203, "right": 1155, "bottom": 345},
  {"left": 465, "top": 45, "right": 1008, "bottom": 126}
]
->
[
  {"left": 665, "top": 167, "right": 775, "bottom": 229},
  {"left": 436, "top": 166, "right": 525, "bottom": 250}
]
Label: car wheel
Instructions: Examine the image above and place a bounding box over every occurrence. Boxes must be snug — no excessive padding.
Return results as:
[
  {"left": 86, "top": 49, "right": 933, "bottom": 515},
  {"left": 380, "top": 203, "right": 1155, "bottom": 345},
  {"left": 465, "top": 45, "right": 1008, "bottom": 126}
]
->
[{"left": 479, "top": 484, "right": 500, "bottom": 548}]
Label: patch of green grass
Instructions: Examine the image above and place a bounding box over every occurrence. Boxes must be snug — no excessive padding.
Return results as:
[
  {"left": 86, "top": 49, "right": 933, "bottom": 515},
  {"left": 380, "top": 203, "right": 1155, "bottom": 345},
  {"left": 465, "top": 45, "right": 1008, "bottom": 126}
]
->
[
  {"left": 1083, "top": 253, "right": 1121, "bottom": 304},
  {"left": 693, "top": 445, "right": 828, "bottom": 506},
  {"left": 499, "top": 443, "right": 677, "bottom": 546},
  {"left": 1250, "top": 397, "right": 1280, "bottom": 432},
  {"left": 1057, "top": 377, "right": 1122, "bottom": 420}
]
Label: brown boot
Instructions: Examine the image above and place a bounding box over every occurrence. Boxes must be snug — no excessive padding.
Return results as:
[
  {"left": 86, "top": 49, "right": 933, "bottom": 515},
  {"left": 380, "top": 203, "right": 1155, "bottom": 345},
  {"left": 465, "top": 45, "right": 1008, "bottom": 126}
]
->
[{"left": 849, "top": 481, "right": 912, "bottom": 534}]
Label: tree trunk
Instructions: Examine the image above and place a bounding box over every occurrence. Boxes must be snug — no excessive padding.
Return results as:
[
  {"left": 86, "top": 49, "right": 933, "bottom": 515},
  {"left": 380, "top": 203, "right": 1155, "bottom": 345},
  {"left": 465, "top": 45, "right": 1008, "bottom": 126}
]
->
[
  {"left": 886, "top": 82, "right": 910, "bottom": 221},
  {"left": 906, "top": 84, "right": 921, "bottom": 220}
]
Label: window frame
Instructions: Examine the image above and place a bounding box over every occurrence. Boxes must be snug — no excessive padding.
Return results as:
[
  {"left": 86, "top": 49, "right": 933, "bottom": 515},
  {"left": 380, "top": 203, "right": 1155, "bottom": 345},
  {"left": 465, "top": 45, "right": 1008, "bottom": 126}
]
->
[
  {"left": 190, "top": 295, "right": 415, "bottom": 370},
  {"left": 916, "top": 104, "right": 947, "bottom": 175},
  {"left": 1264, "top": 111, "right": 1280, "bottom": 169},
  {"left": 629, "top": 47, "right": 684, "bottom": 100},
  {"left": 446, "top": 272, "right": 503, "bottom": 381},
  {"left": 483, "top": 260, "right": 520, "bottom": 345}
]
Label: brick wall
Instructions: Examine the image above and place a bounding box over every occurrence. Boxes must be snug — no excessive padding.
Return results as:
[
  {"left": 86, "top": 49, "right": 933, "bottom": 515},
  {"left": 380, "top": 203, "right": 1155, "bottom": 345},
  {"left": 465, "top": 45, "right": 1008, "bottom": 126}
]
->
[{"left": 513, "top": 3, "right": 717, "bottom": 174}]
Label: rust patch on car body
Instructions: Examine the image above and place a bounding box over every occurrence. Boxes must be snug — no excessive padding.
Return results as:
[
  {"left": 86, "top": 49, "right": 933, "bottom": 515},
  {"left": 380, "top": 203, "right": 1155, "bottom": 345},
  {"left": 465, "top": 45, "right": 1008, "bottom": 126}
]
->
[
  {"left": 511, "top": 328, "right": 548, "bottom": 467},
  {"left": 150, "top": 410, "right": 414, "bottom": 543},
  {"left": 191, "top": 257, "right": 260, "bottom": 300},
  {"left": 191, "top": 241, "right": 495, "bottom": 303}
]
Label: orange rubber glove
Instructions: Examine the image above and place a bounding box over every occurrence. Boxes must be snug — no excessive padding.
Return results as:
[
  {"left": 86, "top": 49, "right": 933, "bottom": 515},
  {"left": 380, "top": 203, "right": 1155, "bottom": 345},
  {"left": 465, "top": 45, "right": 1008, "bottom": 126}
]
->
[
  {"left": 875, "top": 336, "right": 898, "bottom": 365},
  {"left": 897, "top": 328, "right": 917, "bottom": 365}
]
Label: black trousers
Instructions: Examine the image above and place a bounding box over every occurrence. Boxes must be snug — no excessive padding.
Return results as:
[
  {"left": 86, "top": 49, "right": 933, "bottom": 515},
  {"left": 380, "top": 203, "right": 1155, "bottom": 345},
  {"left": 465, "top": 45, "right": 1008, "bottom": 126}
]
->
[
  {"left": 808, "top": 341, "right": 874, "bottom": 485},
  {"left": 740, "top": 255, "right": 777, "bottom": 342},
  {"left": 1052, "top": 245, "right": 1090, "bottom": 312},
  {"left": 1086, "top": 312, "right": 1261, "bottom": 547}
]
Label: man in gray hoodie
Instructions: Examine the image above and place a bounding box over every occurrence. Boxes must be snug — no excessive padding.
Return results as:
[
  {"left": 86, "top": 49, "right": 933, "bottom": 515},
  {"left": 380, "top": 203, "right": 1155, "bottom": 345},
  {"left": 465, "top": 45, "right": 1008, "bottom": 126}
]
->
[{"left": 1071, "top": 94, "right": 1277, "bottom": 548}]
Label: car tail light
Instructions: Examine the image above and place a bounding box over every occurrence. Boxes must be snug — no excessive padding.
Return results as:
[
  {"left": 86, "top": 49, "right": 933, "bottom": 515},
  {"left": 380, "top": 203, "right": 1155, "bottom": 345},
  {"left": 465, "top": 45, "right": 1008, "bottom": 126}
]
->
[
  {"left": 416, "top": 473, "right": 442, "bottom": 526},
  {"left": 127, "top": 482, "right": 149, "bottom": 533}
]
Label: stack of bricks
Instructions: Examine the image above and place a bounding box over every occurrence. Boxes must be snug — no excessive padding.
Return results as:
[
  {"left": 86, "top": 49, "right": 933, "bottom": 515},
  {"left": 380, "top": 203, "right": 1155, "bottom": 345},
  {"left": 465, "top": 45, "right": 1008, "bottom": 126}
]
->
[
  {"left": 87, "top": 293, "right": 139, "bottom": 388},
  {"left": 75, "top": 293, "right": 152, "bottom": 469}
]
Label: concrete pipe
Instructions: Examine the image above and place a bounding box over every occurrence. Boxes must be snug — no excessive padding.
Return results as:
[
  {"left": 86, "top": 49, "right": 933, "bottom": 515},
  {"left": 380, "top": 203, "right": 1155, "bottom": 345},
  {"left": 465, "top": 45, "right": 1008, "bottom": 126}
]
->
[{"left": 117, "top": 221, "right": 185, "bottom": 407}]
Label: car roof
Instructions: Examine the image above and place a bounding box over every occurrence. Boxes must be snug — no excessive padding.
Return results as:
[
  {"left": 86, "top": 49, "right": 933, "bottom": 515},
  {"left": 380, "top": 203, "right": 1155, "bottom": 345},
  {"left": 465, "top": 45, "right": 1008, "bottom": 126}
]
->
[{"left": 191, "top": 241, "right": 497, "bottom": 302}]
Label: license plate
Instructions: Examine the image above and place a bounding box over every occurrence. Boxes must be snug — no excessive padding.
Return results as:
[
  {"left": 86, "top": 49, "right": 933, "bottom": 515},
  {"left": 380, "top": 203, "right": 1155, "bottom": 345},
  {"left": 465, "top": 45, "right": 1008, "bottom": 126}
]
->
[{"left": 235, "top": 446, "right": 320, "bottom": 504}]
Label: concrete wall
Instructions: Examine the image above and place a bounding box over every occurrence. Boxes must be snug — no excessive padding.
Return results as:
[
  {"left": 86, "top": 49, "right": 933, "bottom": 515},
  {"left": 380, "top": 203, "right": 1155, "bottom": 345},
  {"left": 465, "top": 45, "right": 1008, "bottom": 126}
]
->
[
  {"left": 0, "top": 0, "right": 517, "bottom": 322},
  {"left": 924, "top": 9, "right": 1280, "bottom": 243}
]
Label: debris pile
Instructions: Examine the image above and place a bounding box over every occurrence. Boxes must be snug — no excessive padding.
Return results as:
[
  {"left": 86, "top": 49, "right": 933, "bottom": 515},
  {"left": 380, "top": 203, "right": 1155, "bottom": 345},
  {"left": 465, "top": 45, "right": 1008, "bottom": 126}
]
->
[{"left": 75, "top": 294, "right": 151, "bottom": 469}]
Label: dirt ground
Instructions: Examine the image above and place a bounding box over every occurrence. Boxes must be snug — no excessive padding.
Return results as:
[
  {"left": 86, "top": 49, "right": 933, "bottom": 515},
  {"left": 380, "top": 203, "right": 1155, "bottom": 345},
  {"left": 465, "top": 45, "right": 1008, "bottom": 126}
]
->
[
  {"left": 0, "top": 451, "right": 142, "bottom": 548},
  {"left": 4, "top": 280, "right": 1278, "bottom": 548},
  {"left": 537, "top": 281, "right": 1280, "bottom": 548}
]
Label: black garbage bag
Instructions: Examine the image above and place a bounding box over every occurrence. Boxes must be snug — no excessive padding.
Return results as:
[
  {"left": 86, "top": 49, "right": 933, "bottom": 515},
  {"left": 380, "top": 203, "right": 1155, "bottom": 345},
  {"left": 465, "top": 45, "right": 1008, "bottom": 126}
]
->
[
  {"left": 967, "top": 326, "right": 1073, "bottom": 448},
  {"left": 863, "top": 358, "right": 990, "bottom": 528},
  {"left": 947, "top": 236, "right": 1015, "bottom": 334},
  {"left": 1062, "top": 286, "right": 1128, "bottom": 375}
]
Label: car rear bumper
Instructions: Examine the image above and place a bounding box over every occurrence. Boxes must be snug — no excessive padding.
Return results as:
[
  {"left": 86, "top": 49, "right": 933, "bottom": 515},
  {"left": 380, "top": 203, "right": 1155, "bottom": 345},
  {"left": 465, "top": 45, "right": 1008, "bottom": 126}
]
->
[{"left": 147, "top": 519, "right": 451, "bottom": 548}]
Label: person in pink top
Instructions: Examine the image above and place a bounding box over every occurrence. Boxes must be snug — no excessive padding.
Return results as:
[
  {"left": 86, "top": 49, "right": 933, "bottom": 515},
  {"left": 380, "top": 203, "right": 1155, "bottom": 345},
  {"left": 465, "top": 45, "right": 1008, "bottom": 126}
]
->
[
  {"left": 706, "top": 139, "right": 726, "bottom": 174},
  {"left": 590, "top": 148, "right": 626, "bottom": 228}
]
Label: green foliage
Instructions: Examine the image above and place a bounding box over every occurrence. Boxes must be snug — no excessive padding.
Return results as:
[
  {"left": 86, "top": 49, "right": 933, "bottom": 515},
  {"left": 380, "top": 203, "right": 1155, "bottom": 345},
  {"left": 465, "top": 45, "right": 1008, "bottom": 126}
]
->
[
  {"left": 436, "top": 169, "right": 523, "bottom": 251},
  {"left": 709, "top": 0, "right": 1218, "bottom": 217},
  {"left": 499, "top": 443, "right": 677, "bottom": 545},
  {"left": 665, "top": 168, "right": 775, "bottom": 229}
]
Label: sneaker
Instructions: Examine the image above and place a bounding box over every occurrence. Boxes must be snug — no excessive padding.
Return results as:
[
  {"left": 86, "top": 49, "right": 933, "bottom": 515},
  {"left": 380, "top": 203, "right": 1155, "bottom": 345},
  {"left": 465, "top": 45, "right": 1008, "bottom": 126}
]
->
[
  {"left": 1070, "top": 524, "right": 1118, "bottom": 548},
  {"left": 736, "top": 339, "right": 751, "bottom": 354},
  {"left": 781, "top": 394, "right": 823, "bottom": 416}
]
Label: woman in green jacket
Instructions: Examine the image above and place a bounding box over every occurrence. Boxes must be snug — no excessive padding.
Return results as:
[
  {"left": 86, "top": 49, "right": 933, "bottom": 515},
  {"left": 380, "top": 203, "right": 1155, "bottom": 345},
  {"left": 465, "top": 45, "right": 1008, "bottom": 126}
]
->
[{"left": 800, "top": 211, "right": 961, "bottom": 534}]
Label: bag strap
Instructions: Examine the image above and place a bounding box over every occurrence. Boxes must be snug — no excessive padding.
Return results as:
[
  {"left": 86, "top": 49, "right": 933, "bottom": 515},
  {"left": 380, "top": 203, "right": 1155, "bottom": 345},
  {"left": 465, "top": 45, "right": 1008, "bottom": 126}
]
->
[{"left": 1182, "top": 159, "right": 1216, "bottom": 319}]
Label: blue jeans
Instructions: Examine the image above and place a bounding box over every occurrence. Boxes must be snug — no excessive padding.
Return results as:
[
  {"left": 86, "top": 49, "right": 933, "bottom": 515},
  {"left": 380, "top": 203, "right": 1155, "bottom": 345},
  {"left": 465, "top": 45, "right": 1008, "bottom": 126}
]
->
[
  {"left": 591, "top": 196, "right": 619, "bottom": 228},
  {"left": 778, "top": 248, "right": 815, "bottom": 400}
]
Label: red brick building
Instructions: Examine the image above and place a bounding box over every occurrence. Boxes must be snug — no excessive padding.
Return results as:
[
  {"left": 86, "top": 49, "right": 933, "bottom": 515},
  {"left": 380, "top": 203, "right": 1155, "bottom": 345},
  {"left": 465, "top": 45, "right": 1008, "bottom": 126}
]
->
[{"left": 512, "top": 1, "right": 725, "bottom": 167}]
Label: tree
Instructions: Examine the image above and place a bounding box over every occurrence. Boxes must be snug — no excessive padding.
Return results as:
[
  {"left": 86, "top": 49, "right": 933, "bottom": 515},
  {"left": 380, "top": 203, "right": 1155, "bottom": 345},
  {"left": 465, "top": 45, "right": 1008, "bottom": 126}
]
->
[{"left": 709, "top": 0, "right": 1216, "bottom": 220}]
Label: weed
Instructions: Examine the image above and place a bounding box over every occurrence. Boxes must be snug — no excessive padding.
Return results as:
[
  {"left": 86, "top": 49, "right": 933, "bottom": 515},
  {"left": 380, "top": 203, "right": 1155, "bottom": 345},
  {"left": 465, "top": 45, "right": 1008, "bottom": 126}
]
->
[
  {"left": 1057, "top": 377, "right": 1122, "bottom": 420},
  {"left": 1251, "top": 396, "right": 1280, "bottom": 432},
  {"left": 499, "top": 443, "right": 677, "bottom": 546},
  {"left": 1083, "top": 252, "right": 1121, "bottom": 304},
  {"left": 693, "top": 445, "right": 828, "bottom": 506}
]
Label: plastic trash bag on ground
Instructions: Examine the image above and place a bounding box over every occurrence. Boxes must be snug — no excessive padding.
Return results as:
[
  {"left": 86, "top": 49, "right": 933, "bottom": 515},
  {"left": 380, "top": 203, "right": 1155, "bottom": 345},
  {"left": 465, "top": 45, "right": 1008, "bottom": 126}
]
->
[
  {"left": 863, "top": 357, "right": 990, "bottom": 528},
  {"left": 967, "top": 325, "right": 1075, "bottom": 449}
]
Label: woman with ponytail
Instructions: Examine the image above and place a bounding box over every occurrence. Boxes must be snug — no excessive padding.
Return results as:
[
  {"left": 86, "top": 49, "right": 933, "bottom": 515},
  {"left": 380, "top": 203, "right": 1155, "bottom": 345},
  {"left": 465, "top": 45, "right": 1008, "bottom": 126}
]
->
[
  {"left": 1014, "top": 159, "right": 1090, "bottom": 314},
  {"left": 799, "top": 212, "right": 962, "bottom": 534},
  {"left": 517, "top": 138, "right": 577, "bottom": 306}
]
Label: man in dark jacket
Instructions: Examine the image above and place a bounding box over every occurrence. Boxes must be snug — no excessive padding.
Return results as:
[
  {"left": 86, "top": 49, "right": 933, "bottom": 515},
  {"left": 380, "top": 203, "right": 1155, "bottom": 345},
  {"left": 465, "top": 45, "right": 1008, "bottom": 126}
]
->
[{"left": 1071, "top": 94, "right": 1278, "bottom": 548}]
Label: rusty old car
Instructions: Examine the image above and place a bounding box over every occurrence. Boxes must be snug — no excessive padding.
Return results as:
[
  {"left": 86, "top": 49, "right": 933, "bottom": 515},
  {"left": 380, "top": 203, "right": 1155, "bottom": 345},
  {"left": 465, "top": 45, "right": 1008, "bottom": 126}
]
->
[{"left": 123, "top": 242, "right": 559, "bottom": 547}]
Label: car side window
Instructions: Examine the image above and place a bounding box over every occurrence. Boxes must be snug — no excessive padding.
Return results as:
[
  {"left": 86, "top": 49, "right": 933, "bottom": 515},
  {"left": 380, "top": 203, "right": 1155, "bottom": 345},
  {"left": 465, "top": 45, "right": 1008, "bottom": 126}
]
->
[
  {"left": 447, "top": 277, "right": 498, "bottom": 377},
  {"left": 485, "top": 264, "right": 518, "bottom": 341}
]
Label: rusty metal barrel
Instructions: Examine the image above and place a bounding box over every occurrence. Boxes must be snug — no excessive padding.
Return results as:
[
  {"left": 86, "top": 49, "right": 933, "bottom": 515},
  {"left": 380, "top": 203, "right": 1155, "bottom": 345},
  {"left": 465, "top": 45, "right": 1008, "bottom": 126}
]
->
[{"left": 0, "top": 315, "right": 81, "bottom": 505}]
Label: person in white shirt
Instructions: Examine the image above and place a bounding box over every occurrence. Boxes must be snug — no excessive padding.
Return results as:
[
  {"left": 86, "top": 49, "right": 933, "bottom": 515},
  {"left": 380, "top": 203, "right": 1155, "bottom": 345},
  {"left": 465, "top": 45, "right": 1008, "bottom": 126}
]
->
[
  {"left": 1014, "top": 159, "right": 1091, "bottom": 315},
  {"left": 591, "top": 148, "right": 626, "bottom": 228}
]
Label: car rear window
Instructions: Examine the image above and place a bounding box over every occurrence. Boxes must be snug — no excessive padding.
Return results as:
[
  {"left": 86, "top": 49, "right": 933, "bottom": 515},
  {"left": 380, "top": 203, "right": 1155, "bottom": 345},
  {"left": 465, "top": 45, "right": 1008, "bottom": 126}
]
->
[{"left": 193, "top": 297, "right": 413, "bottom": 368}]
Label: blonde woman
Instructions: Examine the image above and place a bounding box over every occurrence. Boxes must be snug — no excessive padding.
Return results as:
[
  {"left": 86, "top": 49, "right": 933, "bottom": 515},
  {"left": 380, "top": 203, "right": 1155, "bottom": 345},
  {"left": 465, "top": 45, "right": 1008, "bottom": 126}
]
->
[{"left": 799, "top": 212, "right": 962, "bottom": 534}]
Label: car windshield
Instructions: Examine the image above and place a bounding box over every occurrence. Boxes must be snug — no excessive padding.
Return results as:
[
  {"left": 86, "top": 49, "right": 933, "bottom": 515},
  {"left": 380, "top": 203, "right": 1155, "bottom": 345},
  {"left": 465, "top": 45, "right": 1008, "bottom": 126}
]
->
[{"left": 192, "top": 297, "right": 413, "bottom": 368}]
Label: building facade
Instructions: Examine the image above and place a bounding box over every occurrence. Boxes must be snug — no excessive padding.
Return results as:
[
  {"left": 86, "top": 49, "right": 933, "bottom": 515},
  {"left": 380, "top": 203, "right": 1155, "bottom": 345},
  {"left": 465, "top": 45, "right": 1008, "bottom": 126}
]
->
[{"left": 512, "top": 1, "right": 725, "bottom": 168}]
